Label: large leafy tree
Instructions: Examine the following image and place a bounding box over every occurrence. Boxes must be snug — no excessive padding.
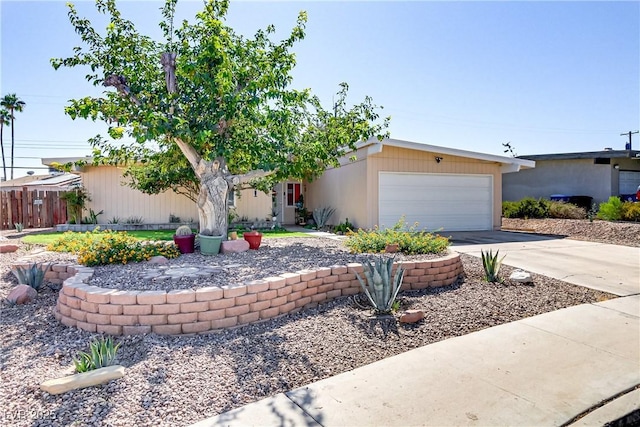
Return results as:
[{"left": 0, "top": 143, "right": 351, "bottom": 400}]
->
[
  {"left": 0, "top": 108, "right": 10, "bottom": 181},
  {"left": 52, "top": 0, "right": 388, "bottom": 236},
  {"left": 0, "top": 94, "right": 26, "bottom": 180}
]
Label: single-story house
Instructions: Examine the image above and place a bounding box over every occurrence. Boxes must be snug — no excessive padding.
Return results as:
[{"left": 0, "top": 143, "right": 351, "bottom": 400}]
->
[
  {"left": 0, "top": 172, "right": 81, "bottom": 191},
  {"left": 43, "top": 138, "right": 534, "bottom": 231},
  {"left": 503, "top": 149, "right": 640, "bottom": 204}
]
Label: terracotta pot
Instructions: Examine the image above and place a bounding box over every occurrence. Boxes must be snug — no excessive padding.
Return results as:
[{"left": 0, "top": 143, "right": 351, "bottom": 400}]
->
[
  {"left": 243, "top": 231, "right": 262, "bottom": 250},
  {"left": 173, "top": 234, "right": 195, "bottom": 254}
]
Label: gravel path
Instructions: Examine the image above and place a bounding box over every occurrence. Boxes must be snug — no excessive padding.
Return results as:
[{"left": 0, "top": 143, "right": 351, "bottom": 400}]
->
[{"left": 0, "top": 224, "right": 620, "bottom": 426}]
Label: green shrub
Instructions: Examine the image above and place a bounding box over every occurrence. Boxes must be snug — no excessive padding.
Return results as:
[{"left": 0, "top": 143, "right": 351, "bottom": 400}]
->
[
  {"left": 518, "top": 197, "right": 549, "bottom": 219},
  {"left": 73, "top": 336, "right": 120, "bottom": 373},
  {"left": 502, "top": 201, "right": 521, "bottom": 218},
  {"left": 345, "top": 217, "right": 449, "bottom": 255},
  {"left": 548, "top": 201, "right": 586, "bottom": 219},
  {"left": 48, "top": 229, "right": 180, "bottom": 266},
  {"left": 621, "top": 202, "right": 640, "bottom": 222},
  {"left": 333, "top": 218, "right": 355, "bottom": 234},
  {"left": 597, "top": 196, "right": 623, "bottom": 221}
]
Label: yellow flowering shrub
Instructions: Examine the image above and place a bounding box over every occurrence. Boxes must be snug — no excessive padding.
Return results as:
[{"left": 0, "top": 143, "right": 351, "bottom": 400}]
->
[{"left": 47, "top": 230, "right": 180, "bottom": 266}]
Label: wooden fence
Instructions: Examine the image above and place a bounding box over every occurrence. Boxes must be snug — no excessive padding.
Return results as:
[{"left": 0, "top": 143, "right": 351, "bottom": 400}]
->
[{"left": 1, "top": 188, "right": 68, "bottom": 230}]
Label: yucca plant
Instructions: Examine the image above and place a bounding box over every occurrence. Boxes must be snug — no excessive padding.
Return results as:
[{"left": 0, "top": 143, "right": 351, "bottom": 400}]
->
[
  {"left": 312, "top": 206, "right": 336, "bottom": 230},
  {"left": 355, "top": 256, "right": 405, "bottom": 314},
  {"left": 12, "top": 263, "right": 51, "bottom": 291},
  {"left": 73, "top": 336, "right": 121, "bottom": 373},
  {"left": 481, "top": 249, "right": 506, "bottom": 283},
  {"left": 14, "top": 222, "right": 24, "bottom": 232}
]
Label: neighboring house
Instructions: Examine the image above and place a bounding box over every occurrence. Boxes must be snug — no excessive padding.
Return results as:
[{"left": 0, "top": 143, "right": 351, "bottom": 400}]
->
[
  {"left": 0, "top": 172, "right": 80, "bottom": 191},
  {"left": 302, "top": 138, "right": 534, "bottom": 231},
  {"left": 503, "top": 149, "right": 640, "bottom": 204},
  {"left": 43, "top": 138, "right": 534, "bottom": 231}
]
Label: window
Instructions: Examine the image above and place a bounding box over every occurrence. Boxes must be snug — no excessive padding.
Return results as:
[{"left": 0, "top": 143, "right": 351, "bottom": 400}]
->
[
  {"left": 286, "top": 183, "right": 301, "bottom": 207},
  {"left": 227, "top": 190, "right": 235, "bottom": 207}
]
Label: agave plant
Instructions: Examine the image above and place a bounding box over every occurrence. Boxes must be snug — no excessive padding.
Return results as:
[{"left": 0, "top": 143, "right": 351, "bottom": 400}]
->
[
  {"left": 12, "top": 263, "right": 51, "bottom": 291},
  {"left": 481, "top": 249, "right": 506, "bottom": 283},
  {"left": 312, "top": 206, "right": 336, "bottom": 230},
  {"left": 355, "top": 256, "right": 405, "bottom": 314},
  {"left": 73, "top": 336, "right": 121, "bottom": 373}
]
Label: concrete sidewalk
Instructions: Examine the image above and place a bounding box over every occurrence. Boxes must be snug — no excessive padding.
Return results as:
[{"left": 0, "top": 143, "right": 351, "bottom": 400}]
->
[{"left": 191, "top": 295, "right": 640, "bottom": 427}]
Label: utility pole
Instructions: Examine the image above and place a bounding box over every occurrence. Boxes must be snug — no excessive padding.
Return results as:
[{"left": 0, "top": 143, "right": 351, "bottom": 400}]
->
[{"left": 620, "top": 130, "right": 639, "bottom": 150}]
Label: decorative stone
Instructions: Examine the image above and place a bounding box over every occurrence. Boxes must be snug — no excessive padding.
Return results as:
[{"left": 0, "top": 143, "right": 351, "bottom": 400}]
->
[
  {"left": 399, "top": 309, "right": 425, "bottom": 324},
  {"left": 509, "top": 269, "right": 533, "bottom": 283},
  {"left": 0, "top": 244, "right": 19, "bottom": 253},
  {"left": 148, "top": 256, "right": 168, "bottom": 265},
  {"left": 7, "top": 284, "right": 38, "bottom": 304},
  {"left": 40, "top": 365, "right": 125, "bottom": 395},
  {"left": 221, "top": 240, "right": 250, "bottom": 254}
]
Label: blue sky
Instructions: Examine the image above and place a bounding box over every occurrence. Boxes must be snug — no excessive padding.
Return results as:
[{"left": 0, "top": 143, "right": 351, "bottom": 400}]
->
[{"left": 1, "top": 0, "right": 639, "bottom": 178}]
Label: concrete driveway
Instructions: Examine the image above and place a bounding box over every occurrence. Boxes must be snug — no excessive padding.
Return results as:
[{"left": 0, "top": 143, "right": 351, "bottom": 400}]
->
[{"left": 449, "top": 231, "right": 639, "bottom": 296}]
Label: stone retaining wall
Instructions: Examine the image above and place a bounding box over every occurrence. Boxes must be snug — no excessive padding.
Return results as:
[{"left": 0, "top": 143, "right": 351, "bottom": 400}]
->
[{"left": 13, "top": 253, "right": 462, "bottom": 336}]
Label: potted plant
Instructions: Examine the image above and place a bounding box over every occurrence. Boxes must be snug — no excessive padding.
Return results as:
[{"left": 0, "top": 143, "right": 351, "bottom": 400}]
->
[
  {"left": 173, "top": 225, "right": 195, "bottom": 254},
  {"left": 243, "top": 230, "right": 262, "bottom": 250},
  {"left": 199, "top": 229, "right": 223, "bottom": 255}
]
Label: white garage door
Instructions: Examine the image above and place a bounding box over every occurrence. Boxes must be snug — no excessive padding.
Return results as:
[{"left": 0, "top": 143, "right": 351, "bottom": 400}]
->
[
  {"left": 378, "top": 172, "right": 493, "bottom": 231},
  {"left": 619, "top": 171, "right": 640, "bottom": 195}
]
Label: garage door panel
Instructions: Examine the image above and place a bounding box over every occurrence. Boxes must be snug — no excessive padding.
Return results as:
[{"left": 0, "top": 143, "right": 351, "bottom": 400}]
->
[{"left": 379, "top": 172, "right": 493, "bottom": 231}]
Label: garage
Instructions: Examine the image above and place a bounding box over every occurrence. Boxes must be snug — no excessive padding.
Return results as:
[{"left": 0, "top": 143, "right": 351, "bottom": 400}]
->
[{"left": 378, "top": 172, "right": 493, "bottom": 231}]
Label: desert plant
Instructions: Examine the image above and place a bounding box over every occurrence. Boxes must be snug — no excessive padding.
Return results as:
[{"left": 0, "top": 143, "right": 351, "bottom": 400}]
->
[
  {"left": 355, "top": 256, "right": 405, "bottom": 314},
  {"left": 518, "top": 197, "right": 549, "bottom": 219},
  {"left": 481, "top": 249, "right": 505, "bottom": 283},
  {"left": 12, "top": 263, "right": 51, "bottom": 291},
  {"left": 312, "top": 206, "right": 336, "bottom": 230},
  {"left": 73, "top": 336, "right": 121, "bottom": 373},
  {"left": 199, "top": 228, "right": 221, "bottom": 236},
  {"left": 169, "top": 213, "right": 182, "bottom": 223},
  {"left": 621, "top": 202, "right": 640, "bottom": 222},
  {"left": 61, "top": 186, "right": 91, "bottom": 225},
  {"left": 175, "top": 225, "right": 193, "bottom": 236},
  {"left": 83, "top": 208, "right": 104, "bottom": 224},
  {"left": 501, "top": 201, "right": 521, "bottom": 219},
  {"left": 597, "top": 196, "right": 623, "bottom": 221},
  {"left": 548, "top": 201, "right": 586, "bottom": 219},
  {"left": 334, "top": 218, "right": 355, "bottom": 234},
  {"left": 346, "top": 217, "right": 449, "bottom": 255},
  {"left": 13, "top": 222, "right": 23, "bottom": 232},
  {"left": 107, "top": 216, "right": 120, "bottom": 224},
  {"left": 124, "top": 216, "right": 144, "bottom": 224}
]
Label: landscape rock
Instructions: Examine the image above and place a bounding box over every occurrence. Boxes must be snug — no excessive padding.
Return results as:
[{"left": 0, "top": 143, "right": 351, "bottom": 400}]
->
[
  {"left": 7, "top": 284, "right": 38, "bottom": 304},
  {"left": 509, "top": 269, "right": 533, "bottom": 283},
  {"left": 399, "top": 309, "right": 425, "bottom": 324},
  {"left": 0, "top": 244, "right": 19, "bottom": 253},
  {"left": 40, "top": 365, "right": 126, "bottom": 395},
  {"left": 221, "top": 239, "right": 250, "bottom": 254},
  {"left": 148, "top": 256, "right": 169, "bottom": 265}
]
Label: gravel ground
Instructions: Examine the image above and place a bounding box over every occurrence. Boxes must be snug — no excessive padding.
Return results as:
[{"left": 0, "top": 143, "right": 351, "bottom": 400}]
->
[
  {"left": 502, "top": 218, "right": 640, "bottom": 247},
  {"left": 0, "top": 223, "right": 620, "bottom": 427}
]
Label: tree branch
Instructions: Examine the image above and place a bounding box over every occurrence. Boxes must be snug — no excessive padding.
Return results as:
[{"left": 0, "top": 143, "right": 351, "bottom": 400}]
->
[
  {"left": 174, "top": 137, "right": 202, "bottom": 174},
  {"left": 236, "top": 168, "right": 278, "bottom": 185}
]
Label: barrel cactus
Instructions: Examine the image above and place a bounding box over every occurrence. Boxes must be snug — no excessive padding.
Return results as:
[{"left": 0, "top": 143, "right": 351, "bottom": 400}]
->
[
  {"left": 355, "top": 256, "right": 405, "bottom": 314},
  {"left": 175, "top": 225, "right": 193, "bottom": 236}
]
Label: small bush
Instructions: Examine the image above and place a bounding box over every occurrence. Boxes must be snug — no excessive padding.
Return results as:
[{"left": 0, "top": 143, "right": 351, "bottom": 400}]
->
[
  {"left": 518, "top": 197, "right": 549, "bottom": 219},
  {"left": 48, "top": 229, "right": 180, "bottom": 266},
  {"left": 333, "top": 218, "right": 355, "bottom": 234},
  {"left": 345, "top": 217, "right": 449, "bottom": 255},
  {"left": 597, "top": 196, "right": 624, "bottom": 221},
  {"left": 621, "top": 202, "right": 640, "bottom": 222},
  {"left": 502, "top": 201, "right": 521, "bottom": 218},
  {"left": 548, "top": 201, "right": 586, "bottom": 219}
]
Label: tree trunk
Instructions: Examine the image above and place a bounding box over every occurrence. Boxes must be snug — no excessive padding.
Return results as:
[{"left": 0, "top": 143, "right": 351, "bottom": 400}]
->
[
  {"left": 196, "top": 158, "right": 234, "bottom": 238},
  {"left": 0, "top": 124, "right": 6, "bottom": 181}
]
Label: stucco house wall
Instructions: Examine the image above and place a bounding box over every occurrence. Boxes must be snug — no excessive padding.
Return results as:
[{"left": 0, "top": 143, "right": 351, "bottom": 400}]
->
[{"left": 502, "top": 151, "right": 640, "bottom": 204}]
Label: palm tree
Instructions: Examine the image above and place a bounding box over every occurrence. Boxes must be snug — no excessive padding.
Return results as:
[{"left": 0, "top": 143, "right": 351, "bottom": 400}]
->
[
  {"left": 0, "top": 108, "right": 10, "bottom": 181},
  {"left": 1, "top": 94, "right": 26, "bottom": 180}
]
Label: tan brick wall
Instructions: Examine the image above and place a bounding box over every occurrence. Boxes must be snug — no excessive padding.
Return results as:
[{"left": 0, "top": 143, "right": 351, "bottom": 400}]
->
[{"left": 13, "top": 252, "right": 462, "bottom": 336}]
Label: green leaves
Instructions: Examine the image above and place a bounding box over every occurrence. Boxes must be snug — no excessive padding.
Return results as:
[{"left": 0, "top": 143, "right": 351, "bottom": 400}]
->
[{"left": 52, "top": 0, "right": 389, "bottom": 197}]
